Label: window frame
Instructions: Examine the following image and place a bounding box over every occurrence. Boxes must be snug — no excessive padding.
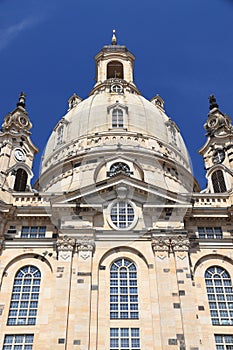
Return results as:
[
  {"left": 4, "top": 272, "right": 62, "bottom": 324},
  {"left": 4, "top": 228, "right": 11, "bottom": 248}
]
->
[
  {"left": 20, "top": 226, "right": 46, "bottom": 239},
  {"left": 107, "top": 200, "right": 138, "bottom": 231},
  {"left": 7, "top": 266, "right": 41, "bottom": 326},
  {"left": 211, "top": 170, "right": 227, "bottom": 193},
  {"left": 2, "top": 334, "right": 34, "bottom": 350},
  {"left": 110, "top": 258, "right": 139, "bottom": 320},
  {"left": 205, "top": 266, "right": 233, "bottom": 326},
  {"left": 215, "top": 334, "right": 233, "bottom": 350},
  {"left": 198, "top": 227, "right": 223, "bottom": 239},
  {"left": 110, "top": 327, "right": 140, "bottom": 350},
  {"left": 112, "top": 108, "right": 124, "bottom": 128},
  {"left": 107, "top": 103, "right": 128, "bottom": 131}
]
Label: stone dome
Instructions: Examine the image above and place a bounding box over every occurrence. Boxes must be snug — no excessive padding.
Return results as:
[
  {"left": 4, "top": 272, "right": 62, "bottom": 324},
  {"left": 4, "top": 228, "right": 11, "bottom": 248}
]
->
[{"left": 39, "top": 42, "right": 193, "bottom": 195}]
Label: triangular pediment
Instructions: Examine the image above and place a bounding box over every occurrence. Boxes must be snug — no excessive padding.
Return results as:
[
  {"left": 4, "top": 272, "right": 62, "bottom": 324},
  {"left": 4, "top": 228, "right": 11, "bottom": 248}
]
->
[{"left": 50, "top": 173, "right": 192, "bottom": 209}]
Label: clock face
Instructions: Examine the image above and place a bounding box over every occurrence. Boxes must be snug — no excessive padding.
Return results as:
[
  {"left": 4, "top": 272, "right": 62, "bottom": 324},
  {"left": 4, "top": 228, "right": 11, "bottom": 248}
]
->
[
  {"left": 14, "top": 148, "right": 26, "bottom": 162},
  {"left": 213, "top": 150, "right": 225, "bottom": 164}
]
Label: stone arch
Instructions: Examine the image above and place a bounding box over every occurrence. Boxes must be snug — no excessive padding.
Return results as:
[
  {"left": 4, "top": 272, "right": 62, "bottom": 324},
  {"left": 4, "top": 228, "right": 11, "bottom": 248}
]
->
[
  {"left": 107, "top": 60, "right": 124, "bottom": 79},
  {"left": 99, "top": 246, "right": 149, "bottom": 269},
  {"left": 0, "top": 253, "right": 53, "bottom": 287},
  {"left": 193, "top": 253, "right": 233, "bottom": 276},
  {"left": 13, "top": 168, "right": 28, "bottom": 191},
  {"left": 94, "top": 155, "right": 145, "bottom": 183}
]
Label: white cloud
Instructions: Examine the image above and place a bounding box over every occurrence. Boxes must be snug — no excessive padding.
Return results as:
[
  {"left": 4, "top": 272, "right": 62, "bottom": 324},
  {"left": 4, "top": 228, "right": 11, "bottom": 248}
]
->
[{"left": 0, "top": 17, "right": 39, "bottom": 51}]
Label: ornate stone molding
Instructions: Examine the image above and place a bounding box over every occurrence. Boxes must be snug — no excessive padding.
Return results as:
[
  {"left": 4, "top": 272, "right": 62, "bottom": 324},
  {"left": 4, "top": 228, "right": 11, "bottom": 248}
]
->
[
  {"left": 77, "top": 236, "right": 95, "bottom": 260},
  {"left": 56, "top": 235, "right": 76, "bottom": 261},
  {"left": 152, "top": 235, "right": 190, "bottom": 253}
]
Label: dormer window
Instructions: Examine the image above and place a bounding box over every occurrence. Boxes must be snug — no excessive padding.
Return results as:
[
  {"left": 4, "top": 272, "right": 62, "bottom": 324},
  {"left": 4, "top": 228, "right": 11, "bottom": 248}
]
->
[
  {"left": 57, "top": 124, "right": 64, "bottom": 145},
  {"left": 112, "top": 108, "right": 123, "bottom": 128},
  {"left": 107, "top": 61, "right": 124, "bottom": 79},
  {"left": 107, "top": 162, "right": 132, "bottom": 177},
  {"left": 108, "top": 102, "right": 128, "bottom": 130}
]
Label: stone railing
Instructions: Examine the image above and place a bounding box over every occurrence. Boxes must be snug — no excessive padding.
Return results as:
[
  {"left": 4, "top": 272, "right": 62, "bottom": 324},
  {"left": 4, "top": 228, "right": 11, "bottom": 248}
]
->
[{"left": 192, "top": 193, "right": 230, "bottom": 207}]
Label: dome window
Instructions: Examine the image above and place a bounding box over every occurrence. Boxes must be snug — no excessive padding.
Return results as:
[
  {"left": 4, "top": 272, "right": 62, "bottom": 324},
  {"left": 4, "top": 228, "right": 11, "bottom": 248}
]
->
[
  {"left": 53, "top": 118, "right": 69, "bottom": 149},
  {"left": 112, "top": 108, "right": 123, "bottom": 128},
  {"left": 211, "top": 170, "right": 227, "bottom": 193},
  {"left": 57, "top": 125, "right": 64, "bottom": 145},
  {"left": 107, "top": 61, "right": 124, "bottom": 79},
  {"left": 107, "top": 162, "right": 132, "bottom": 177},
  {"left": 111, "top": 84, "right": 123, "bottom": 93}
]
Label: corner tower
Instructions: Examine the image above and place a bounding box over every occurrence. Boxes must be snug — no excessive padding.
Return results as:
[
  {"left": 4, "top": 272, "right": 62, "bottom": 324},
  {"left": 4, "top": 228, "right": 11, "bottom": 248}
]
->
[
  {"left": 199, "top": 95, "right": 233, "bottom": 193},
  {"left": 0, "top": 93, "right": 38, "bottom": 200}
]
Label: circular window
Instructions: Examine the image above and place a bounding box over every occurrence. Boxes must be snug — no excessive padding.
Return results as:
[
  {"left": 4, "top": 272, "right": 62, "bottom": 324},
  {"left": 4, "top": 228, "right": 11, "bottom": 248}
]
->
[
  {"left": 111, "top": 84, "right": 123, "bottom": 93},
  {"left": 110, "top": 201, "right": 135, "bottom": 229}
]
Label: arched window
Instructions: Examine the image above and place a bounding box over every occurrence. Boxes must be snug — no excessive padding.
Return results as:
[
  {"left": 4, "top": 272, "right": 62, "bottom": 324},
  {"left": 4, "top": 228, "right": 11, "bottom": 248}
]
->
[
  {"left": 108, "top": 162, "right": 131, "bottom": 177},
  {"left": 212, "top": 170, "right": 227, "bottom": 193},
  {"left": 107, "top": 61, "right": 124, "bottom": 79},
  {"left": 205, "top": 266, "right": 233, "bottom": 325},
  {"left": 7, "top": 266, "right": 41, "bottom": 325},
  {"left": 110, "top": 258, "right": 138, "bottom": 319},
  {"left": 112, "top": 109, "right": 123, "bottom": 128},
  {"left": 57, "top": 124, "right": 64, "bottom": 145},
  {"left": 13, "top": 169, "right": 28, "bottom": 192}
]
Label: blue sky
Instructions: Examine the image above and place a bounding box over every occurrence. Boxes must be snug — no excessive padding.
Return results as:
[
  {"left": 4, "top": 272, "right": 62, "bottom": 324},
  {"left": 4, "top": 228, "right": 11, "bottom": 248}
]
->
[{"left": 0, "top": 0, "right": 232, "bottom": 189}]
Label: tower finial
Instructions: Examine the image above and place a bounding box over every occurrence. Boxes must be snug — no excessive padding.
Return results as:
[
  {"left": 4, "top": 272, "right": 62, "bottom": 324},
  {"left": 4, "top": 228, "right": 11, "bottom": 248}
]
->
[
  {"left": 17, "top": 92, "right": 26, "bottom": 109},
  {"left": 111, "top": 29, "right": 117, "bottom": 45},
  {"left": 209, "top": 94, "right": 219, "bottom": 111}
]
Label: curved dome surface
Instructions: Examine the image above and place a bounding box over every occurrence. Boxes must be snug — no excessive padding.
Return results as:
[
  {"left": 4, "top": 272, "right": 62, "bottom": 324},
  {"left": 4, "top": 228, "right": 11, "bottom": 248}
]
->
[
  {"left": 39, "top": 43, "right": 193, "bottom": 195},
  {"left": 41, "top": 92, "right": 190, "bottom": 172}
]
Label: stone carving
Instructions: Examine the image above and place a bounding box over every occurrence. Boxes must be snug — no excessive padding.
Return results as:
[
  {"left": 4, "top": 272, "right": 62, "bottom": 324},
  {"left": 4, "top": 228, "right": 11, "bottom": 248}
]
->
[
  {"left": 56, "top": 235, "right": 76, "bottom": 261},
  {"left": 152, "top": 235, "right": 190, "bottom": 254},
  {"left": 77, "top": 236, "right": 95, "bottom": 260}
]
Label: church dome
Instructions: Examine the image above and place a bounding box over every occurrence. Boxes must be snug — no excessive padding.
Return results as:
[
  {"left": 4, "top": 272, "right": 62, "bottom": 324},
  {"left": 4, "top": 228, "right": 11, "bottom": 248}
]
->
[{"left": 39, "top": 37, "right": 193, "bottom": 195}]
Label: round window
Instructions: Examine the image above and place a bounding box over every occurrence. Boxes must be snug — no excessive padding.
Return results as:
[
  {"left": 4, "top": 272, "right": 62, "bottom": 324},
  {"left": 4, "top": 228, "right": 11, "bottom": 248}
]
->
[
  {"left": 110, "top": 201, "right": 135, "bottom": 229},
  {"left": 111, "top": 84, "right": 123, "bottom": 93}
]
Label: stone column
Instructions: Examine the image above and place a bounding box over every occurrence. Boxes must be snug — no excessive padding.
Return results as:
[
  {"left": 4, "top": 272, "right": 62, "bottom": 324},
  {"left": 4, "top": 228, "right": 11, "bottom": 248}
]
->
[
  {"left": 50, "top": 236, "right": 75, "bottom": 349},
  {"left": 66, "top": 236, "right": 95, "bottom": 350},
  {"left": 152, "top": 235, "right": 200, "bottom": 350},
  {"left": 172, "top": 236, "right": 200, "bottom": 350}
]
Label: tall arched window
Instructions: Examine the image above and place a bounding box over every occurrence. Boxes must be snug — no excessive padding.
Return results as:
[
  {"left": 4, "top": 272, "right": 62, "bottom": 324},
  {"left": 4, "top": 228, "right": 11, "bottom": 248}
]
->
[
  {"left": 110, "top": 258, "right": 138, "bottom": 319},
  {"left": 112, "top": 109, "right": 123, "bottom": 128},
  {"left": 212, "top": 170, "right": 227, "bottom": 193},
  {"left": 7, "top": 266, "right": 41, "bottom": 325},
  {"left": 205, "top": 266, "right": 233, "bottom": 325},
  {"left": 107, "top": 61, "right": 124, "bottom": 79},
  {"left": 13, "top": 169, "right": 28, "bottom": 192}
]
